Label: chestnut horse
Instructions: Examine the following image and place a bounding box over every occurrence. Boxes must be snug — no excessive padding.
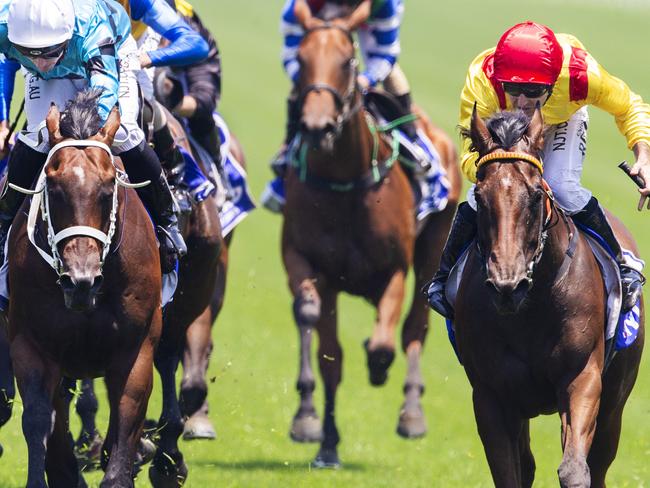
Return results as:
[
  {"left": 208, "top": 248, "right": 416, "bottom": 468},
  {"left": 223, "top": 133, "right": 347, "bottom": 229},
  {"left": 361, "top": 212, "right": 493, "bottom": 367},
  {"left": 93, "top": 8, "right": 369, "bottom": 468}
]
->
[
  {"left": 283, "top": 25, "right": 460, "bottom": 467},
  {"left": 7, "top": 93, "right": 162, "bottom": 487},
  {"left": 72, "top": 108, "right": 225, "bottom": 485},
  {"left": 454, "top": 106, "right": 643, "bottom": 486}
]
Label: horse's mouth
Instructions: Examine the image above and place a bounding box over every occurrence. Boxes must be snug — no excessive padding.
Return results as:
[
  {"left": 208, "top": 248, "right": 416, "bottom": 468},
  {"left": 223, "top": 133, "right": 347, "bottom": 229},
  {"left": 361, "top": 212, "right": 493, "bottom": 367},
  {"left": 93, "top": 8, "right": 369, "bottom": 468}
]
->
[
  {"left": 486, "top": 278, "right": 531, "bottom": 315},
  {"left": 59, "top": 274, "right": 103, "bottom": 312}
]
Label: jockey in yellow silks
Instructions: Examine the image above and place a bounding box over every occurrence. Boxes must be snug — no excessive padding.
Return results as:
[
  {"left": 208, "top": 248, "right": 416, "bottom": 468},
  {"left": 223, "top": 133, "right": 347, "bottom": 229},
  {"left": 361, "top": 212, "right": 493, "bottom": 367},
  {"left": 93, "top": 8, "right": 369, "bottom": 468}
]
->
[{"left": 427, "top": 21, "right": 650, "bottom": 320}]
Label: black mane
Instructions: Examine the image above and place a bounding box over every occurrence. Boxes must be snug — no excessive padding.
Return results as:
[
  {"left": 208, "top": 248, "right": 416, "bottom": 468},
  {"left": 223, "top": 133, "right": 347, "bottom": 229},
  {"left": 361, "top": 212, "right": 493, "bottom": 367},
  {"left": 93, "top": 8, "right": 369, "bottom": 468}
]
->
[
  {"left": 460, "top": 109, "right": 531, "bottom": 152},
  {"left": 484, "top": 110, "right": 531, "bottom": 149},
  {"left": 59, "top": 89, "right": 104, "bottom": 139}
]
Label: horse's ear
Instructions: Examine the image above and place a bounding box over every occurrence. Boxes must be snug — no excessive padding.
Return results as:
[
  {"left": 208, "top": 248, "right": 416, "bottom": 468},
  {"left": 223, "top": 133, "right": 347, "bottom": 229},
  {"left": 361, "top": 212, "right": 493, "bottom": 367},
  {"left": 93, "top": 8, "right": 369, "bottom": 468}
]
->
[
  {"left": 527, "top": 103, "right": 545, "bottom": 151},
  {"left": 470, "top": 102, "right": 492, "bottom": 155},
  {"left": 46, "top": 103, "right": 63, "bottom": 145},
  {"left": 98, "top": 105, "right": 121, "bottom": 144}
]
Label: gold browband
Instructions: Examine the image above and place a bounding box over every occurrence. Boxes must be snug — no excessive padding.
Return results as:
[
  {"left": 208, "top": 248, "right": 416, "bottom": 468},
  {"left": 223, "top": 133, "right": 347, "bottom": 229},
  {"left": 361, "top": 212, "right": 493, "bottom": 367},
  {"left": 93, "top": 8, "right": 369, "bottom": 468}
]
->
[{"left": 476, "top": 151, "right": 544, "bottom": 174}]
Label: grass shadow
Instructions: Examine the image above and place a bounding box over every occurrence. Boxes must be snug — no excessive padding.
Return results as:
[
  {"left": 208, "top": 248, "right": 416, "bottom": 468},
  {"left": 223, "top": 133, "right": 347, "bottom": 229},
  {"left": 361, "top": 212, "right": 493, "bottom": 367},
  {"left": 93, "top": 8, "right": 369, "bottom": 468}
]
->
[{"left": 189, "top": 459, "right": 368, "bottom": 472}]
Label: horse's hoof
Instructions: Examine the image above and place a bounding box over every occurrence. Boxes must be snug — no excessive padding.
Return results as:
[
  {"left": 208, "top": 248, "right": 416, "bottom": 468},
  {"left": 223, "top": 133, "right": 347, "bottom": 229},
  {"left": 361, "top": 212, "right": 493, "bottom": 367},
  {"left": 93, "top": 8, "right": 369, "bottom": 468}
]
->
[
  {"left": 74, "top": 430, "right": 104, "bottom": 471},
  {"left": 364, "top": 339, "right": 395, "bottom": 386},
  {"left": 183, "top": 413, "right": 217, "bottom": 440},
  {"left": 179, "top": 382, "right": 207, "bottom": 418},
  {"left": 397, "top": 406, "right": 427, "bottom": 439},
  {"left": 149, "top": 458, "right": 188, "bottom": 488},
  {"left": 135, "top": 437, "right": 157, "bottom": 468},
  {"left": 290, "top": 413, "right": 323, "bottom": 443},
  {"left": 311, "top": 448, "right": 341, "bottom": 469}
]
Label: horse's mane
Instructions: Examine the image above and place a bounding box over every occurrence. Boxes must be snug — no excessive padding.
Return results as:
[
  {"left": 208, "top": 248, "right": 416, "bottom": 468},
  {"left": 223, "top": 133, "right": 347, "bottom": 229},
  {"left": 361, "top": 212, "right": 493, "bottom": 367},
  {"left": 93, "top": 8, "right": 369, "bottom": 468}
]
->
[
  {"left": 460, "top": 110, "right": 531, "bottom": 152},
  {"left": 59, "top": 89, "right": 104, "bottom": 140}
]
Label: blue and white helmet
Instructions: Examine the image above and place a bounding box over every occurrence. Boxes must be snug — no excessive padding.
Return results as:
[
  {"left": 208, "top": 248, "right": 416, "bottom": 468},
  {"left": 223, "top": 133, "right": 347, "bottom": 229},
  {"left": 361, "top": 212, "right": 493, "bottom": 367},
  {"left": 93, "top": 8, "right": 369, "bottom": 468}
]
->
[{"left": 7, "top": 0, "right": 75, "bottom": 49}]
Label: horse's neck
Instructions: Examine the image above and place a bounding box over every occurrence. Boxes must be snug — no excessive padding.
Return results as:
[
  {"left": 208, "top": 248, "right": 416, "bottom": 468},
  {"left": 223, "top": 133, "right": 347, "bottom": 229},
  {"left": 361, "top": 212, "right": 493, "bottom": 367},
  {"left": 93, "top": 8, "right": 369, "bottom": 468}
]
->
[{"left": 306, "top": 108, "right": 374, "bottom": 181}]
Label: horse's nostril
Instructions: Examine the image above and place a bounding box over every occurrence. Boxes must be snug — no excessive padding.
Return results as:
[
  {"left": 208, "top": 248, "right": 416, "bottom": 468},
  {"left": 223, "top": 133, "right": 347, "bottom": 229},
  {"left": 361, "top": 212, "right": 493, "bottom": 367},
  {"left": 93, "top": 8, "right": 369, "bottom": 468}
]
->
[
  {"left": 485, "top": 278, "right": 499, "bottom": 294},
  {"left": 59, "top": 273, "right": 75, "bottom": 290},
  {"left": 91, "top": 274, "right": 104, "bottom": 290},
  {"left": 514, "top": 278, "right": 531, "bottom": 296}
]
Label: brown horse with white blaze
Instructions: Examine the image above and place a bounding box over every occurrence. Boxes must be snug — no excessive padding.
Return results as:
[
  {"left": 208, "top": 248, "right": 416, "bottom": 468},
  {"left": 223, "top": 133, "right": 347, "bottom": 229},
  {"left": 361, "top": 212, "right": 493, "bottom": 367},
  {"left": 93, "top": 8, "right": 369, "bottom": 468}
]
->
[
  {"left": 454, "top": 106, "right": 643, "bottom": 487},
  {"left": 283, "top": 24, "right": 460, "bottom": 467},
  {"left": 7, "top": 93, "right": 161, "bottom": 488}
]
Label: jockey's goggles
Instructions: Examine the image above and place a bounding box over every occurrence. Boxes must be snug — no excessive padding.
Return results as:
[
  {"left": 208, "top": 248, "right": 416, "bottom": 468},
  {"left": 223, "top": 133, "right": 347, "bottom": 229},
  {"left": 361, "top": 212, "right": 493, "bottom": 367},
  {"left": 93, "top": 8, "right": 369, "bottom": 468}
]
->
[
  {"left": 502, "top": 82, "right": 552, "bottom": 99},
  {"left": 13, "top": 40, "right": 68, "bottom": 59}
]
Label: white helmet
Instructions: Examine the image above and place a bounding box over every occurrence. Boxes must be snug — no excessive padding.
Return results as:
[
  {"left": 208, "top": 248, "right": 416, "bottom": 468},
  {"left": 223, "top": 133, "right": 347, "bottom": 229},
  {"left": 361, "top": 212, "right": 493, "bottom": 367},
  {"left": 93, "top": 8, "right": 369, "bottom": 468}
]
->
[{"left": 8, "top": 0, "right": 75, "bottom": 49}]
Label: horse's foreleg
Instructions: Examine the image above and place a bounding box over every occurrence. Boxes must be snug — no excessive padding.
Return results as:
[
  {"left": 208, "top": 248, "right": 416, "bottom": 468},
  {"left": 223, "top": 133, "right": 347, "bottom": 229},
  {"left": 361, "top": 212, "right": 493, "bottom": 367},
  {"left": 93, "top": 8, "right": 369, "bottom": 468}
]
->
[
  {"left": 587, "top": 331, "right": 643, "bottom": 487},
  {"left": 74, "top": 379, "right": 103, "bottom": 470},
  {"left": 472, "top": 385, "right": 528, "bottom": 487},
  {"left": 557, "top": 352, "right": 602, "bottom": 488},
  {"left": 313, "top": 288, "right": 341, "bottom": 468},
  {"left": 180, "top": 306, "right": 212, "bottom": 418},
  {"left": 149, "top": 339, "right": 187, "bottom": 488},
  {"left": 45, "top": 378, "right": 86, "bottom": 488},
  {"left": 11, "top": 334, "right": 59, "bottom": 488},
  {"left": 181, "top": 305, "right": 216, "bottom": 440},
  {"left": 284, "top": 246, "right": 322, "bottom": 443},
  {"left": 102, "top": 339, "right": 155, "bottom": 488},
  {"left": 365, "top": 270, "right": 406, "bottom": 386}
]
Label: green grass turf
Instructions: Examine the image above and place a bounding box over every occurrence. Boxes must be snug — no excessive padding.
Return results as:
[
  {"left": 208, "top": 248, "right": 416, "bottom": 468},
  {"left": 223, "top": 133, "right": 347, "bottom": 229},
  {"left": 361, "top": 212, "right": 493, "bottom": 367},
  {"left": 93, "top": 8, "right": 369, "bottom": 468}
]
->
[{"left": 2, "top": 0, "right": 650, "bottom": 486}]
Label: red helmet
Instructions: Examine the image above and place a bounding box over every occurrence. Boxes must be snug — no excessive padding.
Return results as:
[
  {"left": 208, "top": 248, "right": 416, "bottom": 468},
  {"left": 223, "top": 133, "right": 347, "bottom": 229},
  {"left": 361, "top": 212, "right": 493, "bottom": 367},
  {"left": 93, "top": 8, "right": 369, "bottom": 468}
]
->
[{"left": 493, "top": 22, "right": 564, "bottom": 85}]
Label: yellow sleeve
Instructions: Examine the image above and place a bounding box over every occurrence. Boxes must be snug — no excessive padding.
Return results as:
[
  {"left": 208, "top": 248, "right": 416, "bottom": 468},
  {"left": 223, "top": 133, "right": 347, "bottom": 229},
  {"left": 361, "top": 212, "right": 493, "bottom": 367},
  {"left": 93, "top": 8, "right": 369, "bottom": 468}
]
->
[
  {"left": 458, "top": 50, "right": 502, "bottom": 183},
  {"left": 588, "top": 59, "right": 650, "bottom": 150}
]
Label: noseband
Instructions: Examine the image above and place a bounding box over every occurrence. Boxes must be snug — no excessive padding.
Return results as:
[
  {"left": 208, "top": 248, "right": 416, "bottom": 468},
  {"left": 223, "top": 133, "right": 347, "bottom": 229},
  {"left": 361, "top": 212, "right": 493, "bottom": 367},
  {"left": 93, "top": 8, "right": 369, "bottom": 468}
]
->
[
  {"left": 297, "top": 24, "right": 362, "bottom": 132},
  {"left": 9, "top": 140, "right": 150, "bottom": 275}
]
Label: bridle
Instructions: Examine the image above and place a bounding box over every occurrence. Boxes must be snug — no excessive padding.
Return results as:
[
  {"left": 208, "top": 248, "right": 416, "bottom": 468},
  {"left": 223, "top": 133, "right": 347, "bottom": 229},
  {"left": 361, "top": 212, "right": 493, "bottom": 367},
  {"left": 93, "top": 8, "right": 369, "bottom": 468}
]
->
[
  {"left": 475, "top": 151, "right": 576, "bottom": 285},
  {"left": 9, "top": 140, "right": 150, "bottom": 276},
  {"left": 297, "top": 24, "right": 363, "bottom": 135}
]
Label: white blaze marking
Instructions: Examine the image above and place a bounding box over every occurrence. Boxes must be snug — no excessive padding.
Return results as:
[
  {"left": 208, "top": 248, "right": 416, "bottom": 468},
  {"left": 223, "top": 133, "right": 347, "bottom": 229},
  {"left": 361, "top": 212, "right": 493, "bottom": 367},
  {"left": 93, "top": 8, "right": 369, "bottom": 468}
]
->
[{"left": 72, "top": 166, "right": 86, "bottom": 184}]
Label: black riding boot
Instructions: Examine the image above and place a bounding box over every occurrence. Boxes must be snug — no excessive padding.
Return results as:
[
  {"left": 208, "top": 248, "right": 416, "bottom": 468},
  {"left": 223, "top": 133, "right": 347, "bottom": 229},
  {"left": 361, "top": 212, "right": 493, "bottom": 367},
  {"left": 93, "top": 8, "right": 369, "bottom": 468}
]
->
[
  {"left": 152, "top": 124, "right": 185, "bottom": 189},
  {"left": 147, "top": 173, "right": 188, "bottom": 271},
  {"left": 395, "top": 93, "right": 418, "bottom": 140},
  {"left": 425, "top": 202, "right": 477, "bottom": 319},
  {"left": 120, "top": 143, "right": 187, "bottom": 273},
  {"left": 0, "top": 187, "right": 24, "bottom": 264},
  {"left": 573, "top": 196, "right": 644, "bottom": 312},
  {"left": 0, "top": 141, "right": 47, "bottom": 263},
  {"left": 194, "top": 121, "right": 222, "bottom": 171},
  {"left": 271, "top": 94, "right": 301, "bottom": 176}
]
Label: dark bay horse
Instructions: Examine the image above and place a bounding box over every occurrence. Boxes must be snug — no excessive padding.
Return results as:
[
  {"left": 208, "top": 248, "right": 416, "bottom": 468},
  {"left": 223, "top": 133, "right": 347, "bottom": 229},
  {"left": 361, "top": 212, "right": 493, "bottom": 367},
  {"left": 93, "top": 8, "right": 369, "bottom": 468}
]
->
[
  {"left": 7, "top": 93, "right": 162, "bottom": 487},
  {"left": 179, "top": 134, "right": 248, "bottom": 440},
  {"left": 454, "top": 106, "right": 643, "bottom": 486},
  {"left": 72, "top": 106, "right": 225, "bottom": 486},
  {"left": 283, "top": 25, "right": 460, "bottom": 467}
]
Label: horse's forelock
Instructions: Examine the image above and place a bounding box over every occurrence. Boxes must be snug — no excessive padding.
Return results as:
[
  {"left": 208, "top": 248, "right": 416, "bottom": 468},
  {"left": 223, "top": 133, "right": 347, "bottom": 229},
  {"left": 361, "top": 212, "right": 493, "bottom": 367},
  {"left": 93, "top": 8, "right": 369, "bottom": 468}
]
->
[
  {"left": 59, "top": 89, "right": 104, "bottom": 140},
  {"left": 485, "top": 111, "right": 531, "bottom": 150}
]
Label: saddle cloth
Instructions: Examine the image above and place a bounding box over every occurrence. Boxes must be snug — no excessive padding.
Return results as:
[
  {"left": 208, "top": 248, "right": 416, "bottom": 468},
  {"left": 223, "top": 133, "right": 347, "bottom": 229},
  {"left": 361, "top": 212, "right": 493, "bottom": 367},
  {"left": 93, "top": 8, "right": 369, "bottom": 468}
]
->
[{"left": 443, "top": 231, "right": 642, "bottom": 361}]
